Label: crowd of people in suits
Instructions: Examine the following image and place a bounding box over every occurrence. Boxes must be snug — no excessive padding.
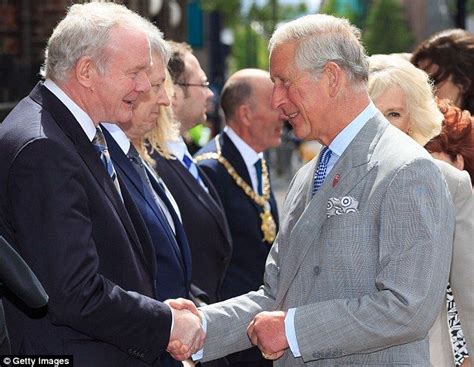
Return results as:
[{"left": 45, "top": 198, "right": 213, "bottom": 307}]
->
[{"left": 0, "top": 2, "right": 473, "bottom": 367}]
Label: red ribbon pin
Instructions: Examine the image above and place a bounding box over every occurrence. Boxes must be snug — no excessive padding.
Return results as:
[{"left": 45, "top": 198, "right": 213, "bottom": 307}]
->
[{"left": 332, "top": 174, "right": 340, "bottom": 187}]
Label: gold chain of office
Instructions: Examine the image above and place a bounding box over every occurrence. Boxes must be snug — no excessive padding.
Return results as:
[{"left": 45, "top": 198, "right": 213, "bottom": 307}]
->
[{"left": 194, "top": 135, "right": 277, "bottom": 243}]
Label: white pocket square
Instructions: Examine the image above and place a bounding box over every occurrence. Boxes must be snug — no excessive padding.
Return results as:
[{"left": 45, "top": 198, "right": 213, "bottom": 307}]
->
[{"left": 327, "top": 196, "right": 359, "bottom": 218}]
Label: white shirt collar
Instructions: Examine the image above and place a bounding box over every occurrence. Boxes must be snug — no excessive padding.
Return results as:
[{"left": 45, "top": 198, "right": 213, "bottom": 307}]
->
[
  {"left": 224, "top": 126, "right": 263, "bottom": 166},
  {"left": 101, "top": 123, "right": 131, "bottom": 154},
  {"left": 329, "top": 101, "right": 378, "bottom": 158},
  {"left": 167, "top": 136, "right": 191, "bottom": 162},
  {"left": 43, "top": 79, "right": 97, "bottom": 142}
]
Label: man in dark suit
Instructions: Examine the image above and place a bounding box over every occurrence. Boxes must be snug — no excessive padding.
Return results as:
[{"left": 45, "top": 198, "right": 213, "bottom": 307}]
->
[
  {"left": 154, "top": 42, "right": 232, "bottom": 305},
  {"left": 102, "top": 27, "right": 194, "bottom": 367},
  {"left": 194, "top": 69, "right": 284, "bottom": 367},
  {"left": 0, "top": 3, "right": 202, "bottom": 366}
]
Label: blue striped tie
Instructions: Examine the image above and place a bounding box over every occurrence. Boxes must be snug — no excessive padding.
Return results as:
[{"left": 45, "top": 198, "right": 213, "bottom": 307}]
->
[
  {"left": 312, "top": 146, "right": 332, "bottom": 197},
  {"left": 92, "top": 127, "right": 122, "bottom": 198},
  {"left": 182, "top": 155, "right": 203, "bottom": 186}
]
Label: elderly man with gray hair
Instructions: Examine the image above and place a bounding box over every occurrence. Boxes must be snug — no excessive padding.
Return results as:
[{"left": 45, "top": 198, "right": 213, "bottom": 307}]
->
[
  {"left": 168, "top": 13, "right": 455, "bottom": 366},
  {"left": 0, "top": 2, "right": 203, "bottom": 366}
]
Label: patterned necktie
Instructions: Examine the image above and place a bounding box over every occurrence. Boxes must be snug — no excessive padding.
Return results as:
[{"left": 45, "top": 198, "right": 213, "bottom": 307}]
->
[
  {"left": 312, "top": 146, "right": 332, "bottom": 197},
  {"left": 92, "top": 127, "right": 122, "bottom": 198},
  {"left": 182, "top": 154, "right": 204, "bottom": 186},
  {"left": 254, "top": 159, "right": 263, "bottom": 195}
]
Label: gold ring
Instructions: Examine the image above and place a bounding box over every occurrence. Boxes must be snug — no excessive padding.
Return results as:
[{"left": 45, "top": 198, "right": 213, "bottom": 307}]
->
[{"left": 261, "top": 352, "right": 271, "bottom": 359}]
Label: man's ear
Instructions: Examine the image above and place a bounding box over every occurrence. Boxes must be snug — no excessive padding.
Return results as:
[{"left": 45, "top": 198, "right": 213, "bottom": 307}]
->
[
  {"left": 324, "top": 62, "right": 343, "bottom": 98},
  {"left": 75, "top": 56, "right": 96, "bottom": 89},
  {"left": 237, "top": 103, "right": 252, "bottom": 127}
]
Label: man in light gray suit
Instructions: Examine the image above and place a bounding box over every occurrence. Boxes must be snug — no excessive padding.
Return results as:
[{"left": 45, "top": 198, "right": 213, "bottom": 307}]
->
[{"left": 168, "top": 14, "right": 455, "bottom": 365}]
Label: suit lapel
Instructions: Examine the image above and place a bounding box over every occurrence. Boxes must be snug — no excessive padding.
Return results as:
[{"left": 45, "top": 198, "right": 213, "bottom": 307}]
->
[
  {"left": 102, "top": 128, "right": 187, "bottom": 276},
  {"left": 146, "top": 170, "right": 192, "bottom": 286},
  {"left": 221, "top": 133, "right": 265, "bottom": 214},
  {"left": 31, "top": 84, "right": 147, "bottom": 266},
  {"left": 276, "top": 116, "right": 389, "bottom": 306},
  {"left": 195, "top": 167, "right": 232, "bottom": 241}
]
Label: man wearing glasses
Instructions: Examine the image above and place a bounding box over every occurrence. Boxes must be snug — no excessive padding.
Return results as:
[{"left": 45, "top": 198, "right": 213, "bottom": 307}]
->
[{"left": 153, "top": 42, "right": 233, "bottom": 336}]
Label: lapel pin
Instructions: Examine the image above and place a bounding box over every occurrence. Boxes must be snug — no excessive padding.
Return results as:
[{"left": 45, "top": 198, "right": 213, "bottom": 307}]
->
[{"left": 332, "top": 174, "right": 341, "bottom": 187}]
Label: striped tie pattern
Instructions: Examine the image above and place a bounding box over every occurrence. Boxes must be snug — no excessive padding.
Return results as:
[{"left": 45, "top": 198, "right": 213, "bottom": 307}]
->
[
  {"left": 312, "top": 146, "right": 332, "bottom": 197},
  {"left": 92, "top": 127, "right": 122, "bottom": 198},
  {"left": 182, "top": 155, "right": 203, "bottom": 185}
]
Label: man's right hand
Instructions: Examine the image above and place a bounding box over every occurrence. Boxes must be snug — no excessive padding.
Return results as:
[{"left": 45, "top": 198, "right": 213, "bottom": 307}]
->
[{"left": 165, "top": 299, "right": 205, "bottom": 361}]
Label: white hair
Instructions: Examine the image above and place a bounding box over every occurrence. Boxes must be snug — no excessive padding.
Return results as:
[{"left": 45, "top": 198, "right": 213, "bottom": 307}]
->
[
  {"left": 41, "top": 2, "right": 154, "bottom": 81},
  {"left": 268, "top": 14, "right": 369, "bottom": 83},
  {"left": 368, "top": 54, "right": 443, "bottom": 145},
  {"left": 144, "top": 22, "right": 171, "bottom": 65}
]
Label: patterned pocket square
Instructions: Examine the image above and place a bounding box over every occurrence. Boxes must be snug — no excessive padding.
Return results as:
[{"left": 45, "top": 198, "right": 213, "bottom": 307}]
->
[{"left": 327, "top": 196, "right": 359, "bottom": 218}]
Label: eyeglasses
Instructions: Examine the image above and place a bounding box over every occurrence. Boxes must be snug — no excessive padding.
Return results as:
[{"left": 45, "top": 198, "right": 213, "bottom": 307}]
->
[{"left": 176, "top": 81, "right": 210, "bottom": 88}]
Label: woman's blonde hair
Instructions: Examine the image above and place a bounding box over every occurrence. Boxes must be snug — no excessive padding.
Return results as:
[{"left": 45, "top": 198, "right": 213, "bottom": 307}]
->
[
  {"left": 368, "top": 54, "right": 443, "bottom": 146},
  {"left": 141, "top": 69, "right": 181, "bottom": 164}
]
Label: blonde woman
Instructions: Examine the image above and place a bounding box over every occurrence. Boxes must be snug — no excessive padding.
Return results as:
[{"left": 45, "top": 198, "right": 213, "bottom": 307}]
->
[{"left": 369, "top": 55, "right": 474, "bottom": 367}]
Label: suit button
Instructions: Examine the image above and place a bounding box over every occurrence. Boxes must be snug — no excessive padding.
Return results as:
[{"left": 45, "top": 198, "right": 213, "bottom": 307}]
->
[
  {"left": 314, "top": 266, "right": 321, "bottom": 275},
  {"left": 221, "top": 256, "right": 229, "bottom": 263}
]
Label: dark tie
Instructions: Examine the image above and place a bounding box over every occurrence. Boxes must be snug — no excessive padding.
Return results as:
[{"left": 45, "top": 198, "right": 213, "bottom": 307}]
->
[
  {"left": 312, "top": 146, "right": 332, "bottom": 197},
  {"left": 128, "top": 144, "right": 180, "bottom": 232},
  {"left": 92, "top": 127, "right": 122, "bottom": 198},
  {"left": 254, "top": 159, "right": 263, "bottom": 195}
]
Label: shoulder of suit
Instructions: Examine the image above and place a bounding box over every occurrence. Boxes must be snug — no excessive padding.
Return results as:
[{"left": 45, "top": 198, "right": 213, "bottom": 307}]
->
[{"left": 435, "top": 159, "right": 472, "bottom": 193}]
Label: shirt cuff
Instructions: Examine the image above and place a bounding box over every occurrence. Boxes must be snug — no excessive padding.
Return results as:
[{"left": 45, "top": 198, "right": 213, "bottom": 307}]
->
[
  {"left": 192, "top": 311, "right": 207, "bottom": 361},
  {"left": 285, "top": 308, "right": 301, "bottom": 357}
]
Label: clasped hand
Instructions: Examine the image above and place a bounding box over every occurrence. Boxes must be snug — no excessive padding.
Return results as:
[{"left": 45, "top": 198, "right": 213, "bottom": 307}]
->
[
  {"left": 165, "top": 298, "right": 205, "bottom": 361},
  {"left": 247, "top": 310, "right": 288, "bottom": 360}
]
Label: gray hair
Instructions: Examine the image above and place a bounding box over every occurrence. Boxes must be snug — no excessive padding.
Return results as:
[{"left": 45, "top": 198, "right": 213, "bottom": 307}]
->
[
  {"left": 144, "top": 22, "right": 171, "bottom": 64},
  {"left": 268, "top": 14, "right": 369, "bottom": 83},
  {"left": 41, "top": 2, "right": 154, "bottom": 81}
]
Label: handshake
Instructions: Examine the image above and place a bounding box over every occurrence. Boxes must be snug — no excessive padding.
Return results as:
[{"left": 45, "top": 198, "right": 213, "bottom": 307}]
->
[{"left": 165, "top": 299, "right": 289, "bottom": 362}]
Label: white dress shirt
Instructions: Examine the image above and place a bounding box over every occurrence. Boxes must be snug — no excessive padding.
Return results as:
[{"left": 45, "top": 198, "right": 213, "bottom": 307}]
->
[
  {"left": 168, "top": 137, "right": 209, "bottom": 192},
  {"left": 223, "top": 126, "right": 264, "bottom": 193},
  {"left": 43, "top": 79, "right": 96, "bottom": 141}
]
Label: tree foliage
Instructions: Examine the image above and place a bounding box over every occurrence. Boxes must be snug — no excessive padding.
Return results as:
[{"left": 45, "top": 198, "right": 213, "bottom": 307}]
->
[
  {"left": 320, "top": 0, "right": 360, "bottom": 26},
  {"left": 362, "top": 0, "right": 414, "bottom": 55}
]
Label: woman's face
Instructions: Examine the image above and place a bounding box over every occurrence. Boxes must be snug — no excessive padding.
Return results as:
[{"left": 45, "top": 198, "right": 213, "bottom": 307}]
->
[
  {"left": 418, "top": 59, "right": 464, "bottom": 107},
  {"left": 373, "top": 86, "right": 411, "bottom": 134}
]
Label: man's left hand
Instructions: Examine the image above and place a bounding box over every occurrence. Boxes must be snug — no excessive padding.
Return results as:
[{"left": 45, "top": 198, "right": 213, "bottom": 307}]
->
[{"left": 247, "top": 311, "right": 288, "bottom": 360}]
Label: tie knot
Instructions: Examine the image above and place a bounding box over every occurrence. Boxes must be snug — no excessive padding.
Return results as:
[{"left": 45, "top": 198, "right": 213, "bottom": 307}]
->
[
  {"left": 320, "top": 146, "right": 332, "bottom": 165},
  {"left": 92, "top": 128, "right": 107, "bottom": 154},
  {"left": 254, "top": 159, "right": 262, "bottom": 173}
]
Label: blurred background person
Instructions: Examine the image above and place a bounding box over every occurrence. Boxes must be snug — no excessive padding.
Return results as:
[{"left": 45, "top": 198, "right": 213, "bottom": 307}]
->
[
  {"left": 411, "top": 29, "right": 474, "bottom": 115},
  {"left": 195, "top": 68, "right": 283, "bottom": 367},
  {"left": 426, "top": 99, "right": 474, "bottom": 184},
  {"left": 368, "top": 54, "right": 474, "bottom": 367}
]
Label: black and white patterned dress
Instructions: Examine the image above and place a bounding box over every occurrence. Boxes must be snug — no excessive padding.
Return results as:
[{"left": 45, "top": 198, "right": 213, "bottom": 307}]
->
[{"left": 447, "top": 283, "right": 469, "bottom": 366}]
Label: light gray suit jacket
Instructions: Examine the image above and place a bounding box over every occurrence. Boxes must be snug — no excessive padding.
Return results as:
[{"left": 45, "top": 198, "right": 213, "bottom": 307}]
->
[
  {"left": 199, "top": 113, "right": 455, "bottom": 366},
  {"left": 429, "top": 161, "right": 473, "bottom": 367}
]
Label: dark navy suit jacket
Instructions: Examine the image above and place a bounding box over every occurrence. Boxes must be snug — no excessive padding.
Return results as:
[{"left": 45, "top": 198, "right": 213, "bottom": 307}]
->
[
  {"left": 103, "top": 126, "right": 192, "bottom": 301},
  {"left": 153, "top": 154, "right": 232, "bottom": 304},
  {"left": 0, "top": 82, "right": 172, "bottom": 367}
]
